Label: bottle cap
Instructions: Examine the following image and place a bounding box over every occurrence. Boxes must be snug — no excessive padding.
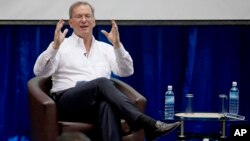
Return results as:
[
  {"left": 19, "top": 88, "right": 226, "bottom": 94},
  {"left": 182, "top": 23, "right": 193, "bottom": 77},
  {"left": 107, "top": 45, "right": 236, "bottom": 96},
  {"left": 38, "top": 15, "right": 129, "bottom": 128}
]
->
[
  {"left": 167, "top": 85, "right": 172, "bottom": 90},
  {"left": 232, "top": 81, "right": 237, "bottom": 86}
]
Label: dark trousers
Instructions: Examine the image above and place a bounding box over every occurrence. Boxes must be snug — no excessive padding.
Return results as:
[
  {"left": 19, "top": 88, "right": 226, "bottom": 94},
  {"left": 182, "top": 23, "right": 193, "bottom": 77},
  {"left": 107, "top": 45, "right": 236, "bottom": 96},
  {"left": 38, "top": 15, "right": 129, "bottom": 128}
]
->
[{"left": 55, "top": 77, "right": 143, "bottom": 141}]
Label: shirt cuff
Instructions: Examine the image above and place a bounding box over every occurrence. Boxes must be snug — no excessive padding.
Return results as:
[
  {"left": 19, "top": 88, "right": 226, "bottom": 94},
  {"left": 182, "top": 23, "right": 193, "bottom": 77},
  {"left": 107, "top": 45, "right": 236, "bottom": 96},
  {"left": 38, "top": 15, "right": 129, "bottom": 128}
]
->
[
  {"left": 46, "top": 42, "right": 59, "bottom": 59},
  {"left": 114, "top": 43, "right": 127, "bottom": 57}
]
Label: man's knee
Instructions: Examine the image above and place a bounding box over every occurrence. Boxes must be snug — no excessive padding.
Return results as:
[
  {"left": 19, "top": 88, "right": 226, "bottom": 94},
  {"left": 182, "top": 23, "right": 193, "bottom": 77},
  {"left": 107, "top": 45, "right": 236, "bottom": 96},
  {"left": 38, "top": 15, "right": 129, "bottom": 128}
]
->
[
  {"left": 99, "top": 101, "right": 110, "bottom": 109},
  {"left": 99, "top": 101, "right": 115, "bottom": 114},
  {"left": 95, "top": 77, "right": 112, "bottom": 85}
]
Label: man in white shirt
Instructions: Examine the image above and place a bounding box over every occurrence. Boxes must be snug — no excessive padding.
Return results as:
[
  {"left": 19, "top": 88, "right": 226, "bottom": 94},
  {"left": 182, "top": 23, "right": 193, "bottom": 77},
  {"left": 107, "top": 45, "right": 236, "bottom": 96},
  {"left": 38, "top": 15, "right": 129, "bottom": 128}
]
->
[{"left": 33, "top": 1, "right": 180, "bottom": 141}]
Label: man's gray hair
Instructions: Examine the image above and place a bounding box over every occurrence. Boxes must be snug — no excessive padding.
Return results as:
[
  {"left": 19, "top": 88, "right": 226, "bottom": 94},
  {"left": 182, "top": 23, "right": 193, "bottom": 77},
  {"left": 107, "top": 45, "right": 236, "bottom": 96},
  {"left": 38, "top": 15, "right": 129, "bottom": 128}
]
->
[{"left": 69, "top": 1, "right": 95, "bottom": 18}]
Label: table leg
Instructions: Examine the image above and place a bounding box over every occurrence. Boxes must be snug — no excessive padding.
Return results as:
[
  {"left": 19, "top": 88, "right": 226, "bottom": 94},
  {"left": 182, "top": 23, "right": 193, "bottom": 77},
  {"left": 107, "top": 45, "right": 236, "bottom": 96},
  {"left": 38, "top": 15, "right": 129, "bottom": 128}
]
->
[
  {"left": 220, "top": 119, "right": 227, "bottom": 139},
  {"left": 179, "top": 120, "right": 185, "bottom": 138}
]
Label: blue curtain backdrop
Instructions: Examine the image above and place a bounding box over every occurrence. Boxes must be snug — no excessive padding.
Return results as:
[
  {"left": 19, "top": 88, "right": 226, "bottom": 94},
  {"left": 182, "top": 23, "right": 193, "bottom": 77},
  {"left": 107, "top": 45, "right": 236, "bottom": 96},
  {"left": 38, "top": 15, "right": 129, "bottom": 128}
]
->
[{"left": 1, "top": 24, "right": 250, "bottom": 141}]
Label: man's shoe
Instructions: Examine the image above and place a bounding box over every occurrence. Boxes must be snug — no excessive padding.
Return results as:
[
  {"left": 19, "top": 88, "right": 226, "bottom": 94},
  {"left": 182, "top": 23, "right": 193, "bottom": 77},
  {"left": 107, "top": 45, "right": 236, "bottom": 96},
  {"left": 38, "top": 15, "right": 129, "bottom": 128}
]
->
[{"left": 145, "top": 121, "right": 181, "bottom": 141}]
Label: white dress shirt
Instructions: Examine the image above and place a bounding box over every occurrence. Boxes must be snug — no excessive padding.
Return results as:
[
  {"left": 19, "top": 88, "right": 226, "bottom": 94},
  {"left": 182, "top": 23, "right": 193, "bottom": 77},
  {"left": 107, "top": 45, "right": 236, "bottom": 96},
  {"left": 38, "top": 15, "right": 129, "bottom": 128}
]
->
[{"left": 34, "top": 33, "right": 134, "bottom": 93}]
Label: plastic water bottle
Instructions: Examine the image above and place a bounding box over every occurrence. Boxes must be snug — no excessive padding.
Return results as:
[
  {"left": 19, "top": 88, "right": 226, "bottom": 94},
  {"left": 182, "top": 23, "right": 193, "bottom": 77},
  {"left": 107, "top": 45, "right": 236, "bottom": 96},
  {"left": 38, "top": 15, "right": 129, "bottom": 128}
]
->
[
  {"left": 164, "top": 85, "right": 175, "bottom": 119},
  {"left": 229, "top": 81, "right": 239, "bottom": 114}
]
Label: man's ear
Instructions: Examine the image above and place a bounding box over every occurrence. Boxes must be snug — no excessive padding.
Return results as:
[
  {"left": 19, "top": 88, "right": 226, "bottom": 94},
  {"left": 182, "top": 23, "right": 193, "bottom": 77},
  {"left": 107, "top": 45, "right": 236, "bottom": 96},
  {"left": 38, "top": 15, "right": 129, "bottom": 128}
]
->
[
  {"left": 68, "top": 19, "right": 73, "bottom": 28},
  {"left": 93, "top": 18, "right": 96, "bottom": 28}
]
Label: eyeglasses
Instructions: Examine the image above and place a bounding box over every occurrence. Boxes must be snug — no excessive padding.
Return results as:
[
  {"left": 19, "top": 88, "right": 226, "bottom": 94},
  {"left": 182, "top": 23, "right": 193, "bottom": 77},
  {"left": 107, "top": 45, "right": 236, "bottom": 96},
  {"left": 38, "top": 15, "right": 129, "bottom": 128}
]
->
[{"left": 72, "top": 14, "right": 93, "bottom": 21}]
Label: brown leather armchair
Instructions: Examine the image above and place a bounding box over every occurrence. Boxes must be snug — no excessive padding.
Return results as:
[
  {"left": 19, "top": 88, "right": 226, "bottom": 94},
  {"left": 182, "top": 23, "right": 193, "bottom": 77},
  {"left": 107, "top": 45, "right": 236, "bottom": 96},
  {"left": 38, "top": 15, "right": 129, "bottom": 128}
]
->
[{"left": 27, "top": 76, "right": 146, "bottom": 141}]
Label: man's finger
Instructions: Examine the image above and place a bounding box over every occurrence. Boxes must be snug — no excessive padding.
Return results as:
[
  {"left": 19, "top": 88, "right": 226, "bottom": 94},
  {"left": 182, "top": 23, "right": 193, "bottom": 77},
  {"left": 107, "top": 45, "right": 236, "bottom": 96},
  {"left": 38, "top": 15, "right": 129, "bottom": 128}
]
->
[
  {"left": 101, "top": 30, "right": 109, "bottom": 37},
  {"left": 56, "top": 19, "right": 64, "bottom": 32},
  {"left": 111, "top": 20, "right": 118, "bottom": 29},
  {"left": 62, "top": 28, "right": 69, "bottom": 37}
]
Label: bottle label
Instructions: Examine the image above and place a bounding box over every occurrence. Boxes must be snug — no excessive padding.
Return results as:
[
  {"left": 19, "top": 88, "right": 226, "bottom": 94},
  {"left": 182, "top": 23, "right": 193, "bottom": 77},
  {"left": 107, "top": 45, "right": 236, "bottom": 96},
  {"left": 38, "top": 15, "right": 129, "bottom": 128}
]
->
[
  {"left": 165, "top": 95, "right": 175, "bottom": 120},
  {"left": 229, "top": 91, "right": 239, "bottom": 114},
  {"left": 230, "top": 93, "right": 238, "bottom": 99},
  {"left": 165, "top": 96, "right": 174, "bottom": 104}
]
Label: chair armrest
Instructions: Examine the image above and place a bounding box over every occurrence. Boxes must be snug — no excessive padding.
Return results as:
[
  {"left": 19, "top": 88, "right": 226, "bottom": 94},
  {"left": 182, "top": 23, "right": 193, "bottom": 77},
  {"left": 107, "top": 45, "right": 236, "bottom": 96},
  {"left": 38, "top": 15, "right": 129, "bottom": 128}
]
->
[
  {"left": 27, "top": 76, "right": 58, "bottom": 141},
  {"left": 111, "top": 78, "right": 147, "bottom": 113}
]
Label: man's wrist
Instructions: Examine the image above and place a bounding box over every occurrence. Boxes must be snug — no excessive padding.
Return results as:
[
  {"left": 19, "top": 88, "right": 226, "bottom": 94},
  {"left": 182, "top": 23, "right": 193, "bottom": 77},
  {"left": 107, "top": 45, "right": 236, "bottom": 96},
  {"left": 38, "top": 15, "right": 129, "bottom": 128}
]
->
[
  {"left": 52, "top": 42, "right": 60, "bottom": 49},
  {"left": 114, "top": 42, "right": 121, "bottom": 48}
]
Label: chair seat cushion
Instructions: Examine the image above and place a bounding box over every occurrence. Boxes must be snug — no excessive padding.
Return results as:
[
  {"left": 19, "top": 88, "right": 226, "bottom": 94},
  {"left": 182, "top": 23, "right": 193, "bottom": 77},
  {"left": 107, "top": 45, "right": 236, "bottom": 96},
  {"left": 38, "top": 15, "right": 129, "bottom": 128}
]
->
[
  {"left": 59, "top": 120, "right": 132, "bottom": 136},
  {"left": 58, "top": 121, "right": 95, "bottom": 133}
]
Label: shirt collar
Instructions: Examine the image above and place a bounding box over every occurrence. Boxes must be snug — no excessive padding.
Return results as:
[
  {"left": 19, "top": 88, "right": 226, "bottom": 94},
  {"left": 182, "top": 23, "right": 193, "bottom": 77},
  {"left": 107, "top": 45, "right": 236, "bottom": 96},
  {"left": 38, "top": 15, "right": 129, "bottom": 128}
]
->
[{"left": 71, "top": 32, "right": 96, "bottom": 49}]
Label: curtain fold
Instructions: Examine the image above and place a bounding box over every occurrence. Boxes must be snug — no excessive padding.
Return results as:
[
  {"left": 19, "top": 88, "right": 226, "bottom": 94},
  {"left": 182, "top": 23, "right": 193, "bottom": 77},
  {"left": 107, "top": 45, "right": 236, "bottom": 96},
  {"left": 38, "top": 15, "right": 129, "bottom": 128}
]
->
[
  {"left": 182, "top": 27, "right": 197, "bottom": 111},
  {"left": 1, "top": 25, "right": 250, "bottom": 141}
]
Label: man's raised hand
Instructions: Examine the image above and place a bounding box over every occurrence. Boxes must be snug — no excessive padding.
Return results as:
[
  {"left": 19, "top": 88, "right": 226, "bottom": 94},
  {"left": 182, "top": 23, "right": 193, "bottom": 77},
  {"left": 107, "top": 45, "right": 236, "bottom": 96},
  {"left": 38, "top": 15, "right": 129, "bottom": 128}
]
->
[
  {"left": 101, "top": 20, "right": 121, "bottom": 48},
  {"left": 53, "top": 19, "right": 68, "bottom": 49}
]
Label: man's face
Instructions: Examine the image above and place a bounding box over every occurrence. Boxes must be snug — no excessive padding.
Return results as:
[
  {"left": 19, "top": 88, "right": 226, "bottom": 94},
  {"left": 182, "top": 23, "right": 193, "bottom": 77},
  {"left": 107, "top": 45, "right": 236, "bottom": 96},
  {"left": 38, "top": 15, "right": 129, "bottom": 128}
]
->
[{"left": 69, "top": 4, "right": 96, "bottom": 38}]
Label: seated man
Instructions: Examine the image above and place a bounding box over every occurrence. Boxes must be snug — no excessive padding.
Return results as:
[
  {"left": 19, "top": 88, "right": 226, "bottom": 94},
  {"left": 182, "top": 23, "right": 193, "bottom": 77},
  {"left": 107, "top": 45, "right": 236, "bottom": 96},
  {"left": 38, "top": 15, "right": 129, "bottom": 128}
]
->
[{"left": 33, "top": 1, "right": 180, "bottom": 141}]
